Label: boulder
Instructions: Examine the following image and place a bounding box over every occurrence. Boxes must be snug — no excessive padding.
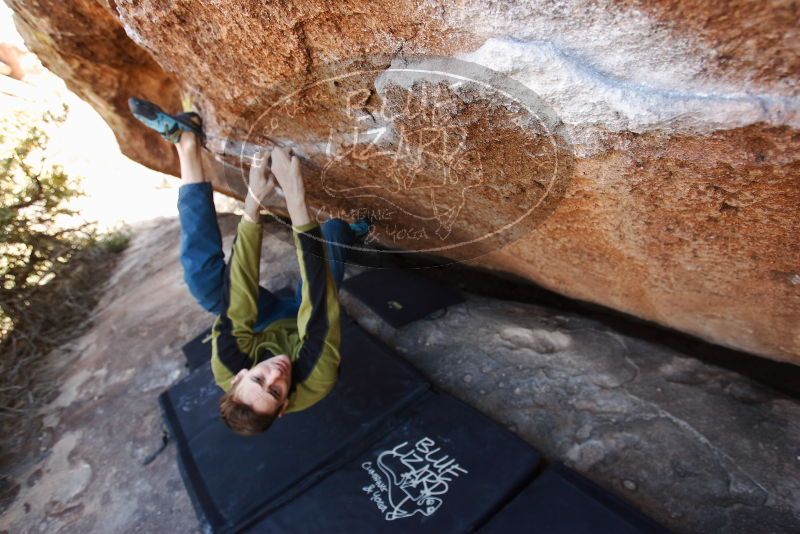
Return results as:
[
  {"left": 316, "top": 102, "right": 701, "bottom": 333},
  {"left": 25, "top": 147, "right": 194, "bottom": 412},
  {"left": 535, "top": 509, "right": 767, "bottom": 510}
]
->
[{"left": 7, "top": 0, "right": 799, "bottom": 362}]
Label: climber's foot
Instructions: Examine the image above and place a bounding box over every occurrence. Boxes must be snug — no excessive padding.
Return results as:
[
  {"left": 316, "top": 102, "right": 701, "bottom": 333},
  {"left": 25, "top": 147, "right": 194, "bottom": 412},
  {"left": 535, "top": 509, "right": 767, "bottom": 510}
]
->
[
  {"left": 349, "top": 217, "right": 373, "bottom": 241},
  {"left": 128, "top": 97, "right": 205, "bottom": 145}
]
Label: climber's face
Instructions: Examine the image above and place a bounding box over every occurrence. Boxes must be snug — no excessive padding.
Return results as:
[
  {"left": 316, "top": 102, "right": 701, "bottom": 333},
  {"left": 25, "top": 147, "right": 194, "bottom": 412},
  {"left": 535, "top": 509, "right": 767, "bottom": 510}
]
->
[{"left": 231, "top": 354, "right": 292, "bottom": 417}]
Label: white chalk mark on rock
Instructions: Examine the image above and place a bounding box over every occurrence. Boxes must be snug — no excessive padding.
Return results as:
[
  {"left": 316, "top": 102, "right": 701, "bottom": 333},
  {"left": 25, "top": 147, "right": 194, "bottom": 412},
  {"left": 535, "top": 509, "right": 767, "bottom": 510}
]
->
[{"left": 459, "top": 37, "right": 799, "bottom": 150}]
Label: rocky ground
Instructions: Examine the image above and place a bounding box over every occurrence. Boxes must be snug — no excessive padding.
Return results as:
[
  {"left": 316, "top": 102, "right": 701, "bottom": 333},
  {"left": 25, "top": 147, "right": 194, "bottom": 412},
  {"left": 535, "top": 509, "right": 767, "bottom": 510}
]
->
[{"left": 1, "top": 213, "right": 798, "bottom": 533}]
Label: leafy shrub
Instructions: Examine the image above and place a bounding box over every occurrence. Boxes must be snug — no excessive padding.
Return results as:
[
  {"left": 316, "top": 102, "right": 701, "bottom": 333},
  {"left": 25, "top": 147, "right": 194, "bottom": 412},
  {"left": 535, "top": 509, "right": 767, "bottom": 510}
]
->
[{"left": 0, "top": 107, "right": 126, "bottom": 460}]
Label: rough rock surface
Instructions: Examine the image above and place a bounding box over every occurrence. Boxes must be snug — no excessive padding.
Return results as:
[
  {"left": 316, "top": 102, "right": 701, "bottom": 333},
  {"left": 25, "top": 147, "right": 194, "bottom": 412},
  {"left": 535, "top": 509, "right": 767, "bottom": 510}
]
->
[
  {"left": 1, "top": 214, "right": 798, "bottom": 533},
  {"left": 6, "top": 0, "right": 799, "bottom": 362}
]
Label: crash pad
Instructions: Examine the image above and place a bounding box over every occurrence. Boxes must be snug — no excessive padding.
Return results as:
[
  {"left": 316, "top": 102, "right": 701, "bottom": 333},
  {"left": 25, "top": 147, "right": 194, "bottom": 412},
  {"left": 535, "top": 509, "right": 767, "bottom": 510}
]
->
[
  {"left": 480, "top": 463, "right": 669, "bottom": 534},
  {"left": 248, "top": 391, "right": 541, "bottom": 532},
  {"left": 343, "top": 269, "right": 464, "bottom": 328},
  {"left": 160, "top": 317, "right": 430, "bottom": 532}
]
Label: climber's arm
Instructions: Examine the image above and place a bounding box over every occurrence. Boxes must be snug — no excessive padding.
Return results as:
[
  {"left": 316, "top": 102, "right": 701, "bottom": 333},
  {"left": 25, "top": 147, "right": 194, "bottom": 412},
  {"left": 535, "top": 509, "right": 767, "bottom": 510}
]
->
[
  {"left": 270, "top": 148, "right": 341, "bottom": 412},
  {"left": 285, "top": 219, "right": 341, "bottom": 412},
  {"left": 226, "top": 153, "right": 275, "bottom": 350},
  {"left": 210, "top": 154, "right": 275, "bottom": 389}
]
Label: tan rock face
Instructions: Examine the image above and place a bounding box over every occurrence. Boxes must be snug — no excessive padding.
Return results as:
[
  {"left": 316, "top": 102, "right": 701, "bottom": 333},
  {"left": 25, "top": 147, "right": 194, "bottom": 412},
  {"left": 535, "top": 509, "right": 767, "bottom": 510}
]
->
[
  {"left": 8, "top": 0, "right": 799, "bottom": 362},
  {"left": 491, "top": 125, "right": 800, "bottom": 360}
]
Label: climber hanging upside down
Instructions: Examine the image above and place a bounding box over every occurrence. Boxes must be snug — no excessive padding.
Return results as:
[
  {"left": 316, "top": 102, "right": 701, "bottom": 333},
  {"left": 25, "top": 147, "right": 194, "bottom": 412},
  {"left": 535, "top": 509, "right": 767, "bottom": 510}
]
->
[{"left": 128, "top": 98, "right": 370, "bottom": 436}]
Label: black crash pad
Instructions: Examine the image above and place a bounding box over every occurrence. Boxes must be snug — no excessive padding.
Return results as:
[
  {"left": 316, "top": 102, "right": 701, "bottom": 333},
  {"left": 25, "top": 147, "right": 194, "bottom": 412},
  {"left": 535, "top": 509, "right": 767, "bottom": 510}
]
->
[
  {"left": 160, "top": 318, "right": 431, "bottom": 533},
  {"left": 182, "top": 327, "right": 212, "bottom": 371},
  {"left": 343, "top": 269, "right": 465, "bottom": 328},
  {"left": 248, "top": 391, "right": 541, "bottom": 533},
  {"left": 480, "top": 463, "right": 669, "bottom": 534}
]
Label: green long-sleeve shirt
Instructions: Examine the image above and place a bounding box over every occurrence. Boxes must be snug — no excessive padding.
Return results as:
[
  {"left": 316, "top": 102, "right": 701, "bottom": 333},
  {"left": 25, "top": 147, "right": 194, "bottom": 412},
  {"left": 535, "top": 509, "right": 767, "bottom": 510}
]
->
[{"left": 210, "top": 219, "right": 341, "bottom": 413}]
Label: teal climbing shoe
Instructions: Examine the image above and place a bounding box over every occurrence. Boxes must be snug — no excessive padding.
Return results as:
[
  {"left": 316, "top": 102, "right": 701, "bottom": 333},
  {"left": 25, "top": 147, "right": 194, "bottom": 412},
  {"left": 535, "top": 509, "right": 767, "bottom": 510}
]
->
[
  {"left": 350, "top": 217, "right": 373, "bottom": 240},
  {"left": 128, "top": 97, "right": 205, "bottom": 144}
]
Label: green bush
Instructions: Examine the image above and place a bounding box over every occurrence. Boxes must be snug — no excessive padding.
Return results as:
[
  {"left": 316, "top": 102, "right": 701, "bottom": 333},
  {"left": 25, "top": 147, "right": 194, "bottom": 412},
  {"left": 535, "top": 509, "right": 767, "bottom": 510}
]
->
[
  {"left": 0, "top": 106, "right": 90, "bottom": 331},
  {"left": 0, "top": 107, "right": 126, "bottom": 455},
  {"left": 94, "top": 226, "right": 131, "bottom": 254}
]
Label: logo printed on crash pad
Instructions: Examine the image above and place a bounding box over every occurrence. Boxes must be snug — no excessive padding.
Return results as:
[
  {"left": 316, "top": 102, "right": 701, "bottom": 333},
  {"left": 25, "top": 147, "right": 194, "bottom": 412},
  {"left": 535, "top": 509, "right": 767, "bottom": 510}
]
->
[
  {"left": 387, "top": 300, "right": 403, "bottom": 310},
  {"left": 361, "top": 436, "right": 468, "bottom": 521}
]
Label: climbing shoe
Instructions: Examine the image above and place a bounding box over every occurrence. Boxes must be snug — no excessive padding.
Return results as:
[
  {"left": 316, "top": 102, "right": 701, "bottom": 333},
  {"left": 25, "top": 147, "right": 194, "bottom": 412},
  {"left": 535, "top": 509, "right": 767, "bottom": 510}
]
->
[
  {"left": 349, "top": 217, "right": 373, "bottom": 240},
  {"left": 128, "top": 97, "right": 205, "bottom": 145}
]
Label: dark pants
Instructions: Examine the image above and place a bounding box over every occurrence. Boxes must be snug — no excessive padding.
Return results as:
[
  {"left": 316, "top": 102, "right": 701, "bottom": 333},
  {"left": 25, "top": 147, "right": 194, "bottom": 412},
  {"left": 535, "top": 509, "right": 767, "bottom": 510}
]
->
[{"left": 177, "top": 182, "right": 353, "bottom": 330}]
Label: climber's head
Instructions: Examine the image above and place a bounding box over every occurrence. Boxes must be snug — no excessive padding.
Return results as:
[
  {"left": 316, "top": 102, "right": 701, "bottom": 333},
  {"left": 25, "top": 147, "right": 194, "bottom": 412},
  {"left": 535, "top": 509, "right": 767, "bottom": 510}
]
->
[{"left": 218, "top": 354, "right": 292, "bottom": 435}]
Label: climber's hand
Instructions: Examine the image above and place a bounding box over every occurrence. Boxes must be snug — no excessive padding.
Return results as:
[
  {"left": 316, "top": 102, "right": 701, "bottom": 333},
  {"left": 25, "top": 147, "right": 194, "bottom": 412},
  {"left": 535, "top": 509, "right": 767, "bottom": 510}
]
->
[
  {"left": 270, "top": 147, "right": 304, "bottom": 205},
  {"left": 270, "top": 147, "right": 311, "bottom": 227},
  {"left": 247, "top": 150, "right": 275, "bottom": 202},
  {"left": 243, "top": 150, "right": 275, "bottom": 223}
]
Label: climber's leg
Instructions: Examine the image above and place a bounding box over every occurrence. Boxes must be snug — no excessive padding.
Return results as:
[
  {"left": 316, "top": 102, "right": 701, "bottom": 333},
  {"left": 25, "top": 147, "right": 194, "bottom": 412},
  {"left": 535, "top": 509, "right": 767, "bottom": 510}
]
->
[
  {"left": 128, "top": 97, "right": 223, "bottom": 313},
  {"left": 176, "top": 133, "right": 226, "bottom": 314},
  {"left": 174, "top": 133, "right": 281, "bottom": 327}
]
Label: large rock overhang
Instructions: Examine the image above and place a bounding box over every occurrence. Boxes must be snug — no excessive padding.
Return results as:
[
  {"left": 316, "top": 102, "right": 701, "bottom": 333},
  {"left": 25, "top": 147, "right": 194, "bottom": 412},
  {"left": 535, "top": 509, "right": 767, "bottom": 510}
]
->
[{"left": 7, "top": 0, "right": 799, "bottom": 363}]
